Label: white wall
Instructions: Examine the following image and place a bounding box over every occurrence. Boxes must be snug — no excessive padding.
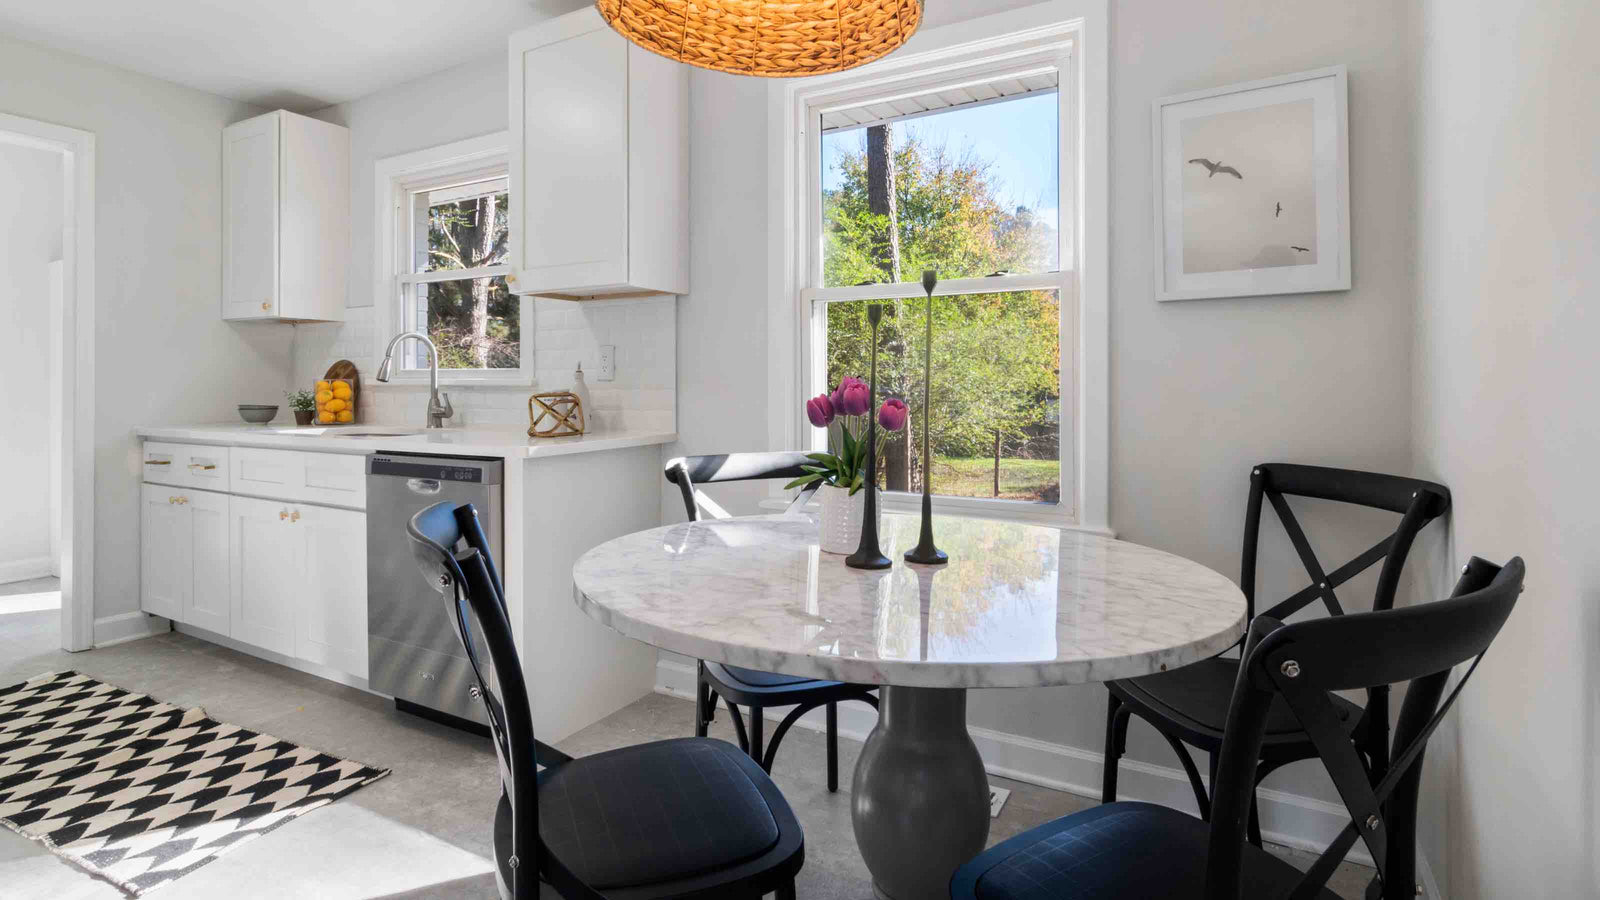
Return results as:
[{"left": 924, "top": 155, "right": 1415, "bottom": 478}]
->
[
  {"left": 1412, "top": 0, "right": 1600, "bottom": 896},
  {"left": 667, "top": 0, "right": 1421, "bottom": 845},
  {"left": 0, "top": 34, "right": 291, "bottom": 637},
  {"left": 0, "top": 141, "right": 61, "bottom": 582},
  {"left": 297, "top": 54, "right": 675, "bottom": 432}
]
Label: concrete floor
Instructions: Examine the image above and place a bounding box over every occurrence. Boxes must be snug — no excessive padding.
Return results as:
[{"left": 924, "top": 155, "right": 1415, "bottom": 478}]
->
[{"left": 1, "top": 581, "right": 1375, "bottom": 898}]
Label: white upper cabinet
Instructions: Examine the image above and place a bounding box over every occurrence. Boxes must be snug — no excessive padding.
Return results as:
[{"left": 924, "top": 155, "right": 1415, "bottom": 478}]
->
[
  {"left": 222, "top": 110, "right": 349, "bottom": 321},
  {"left": 508, "top": 9, "right": 688, "bottom": 299}
]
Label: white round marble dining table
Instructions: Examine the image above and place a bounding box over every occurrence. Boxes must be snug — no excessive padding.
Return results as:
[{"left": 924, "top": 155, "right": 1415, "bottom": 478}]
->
[{"left": 571, "top": 512, "right": 1246, "bottom": 900}]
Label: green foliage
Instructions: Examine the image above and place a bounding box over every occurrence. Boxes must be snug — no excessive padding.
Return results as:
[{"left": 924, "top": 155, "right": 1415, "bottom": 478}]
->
[
  {"left": 284, "top": 389, "right": 315, "bottom": 412},
  {"left": 785, "top": 416, "right": 887, "bottom": 495},
  {"left": 822, "top": 136, "right": 1055, "bottom": 287}
]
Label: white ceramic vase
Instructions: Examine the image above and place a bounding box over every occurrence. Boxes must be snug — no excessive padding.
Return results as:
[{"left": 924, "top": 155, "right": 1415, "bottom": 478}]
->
[{"left": 818, "top": 484, "right": 872, "bottom": 555}]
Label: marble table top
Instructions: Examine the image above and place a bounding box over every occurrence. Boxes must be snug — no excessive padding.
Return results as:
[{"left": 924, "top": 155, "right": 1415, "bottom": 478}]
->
[{"left": 572, "top": 513, "right": 1247, "bottom": 689}]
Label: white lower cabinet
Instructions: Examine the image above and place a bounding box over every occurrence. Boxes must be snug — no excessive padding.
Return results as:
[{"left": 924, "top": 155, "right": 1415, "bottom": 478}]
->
[
  {"left": 229, "top": 495, "right": 302, "bottom": 656},
  {"left": 186, "top": 490, "right": 232, "bottom": 634},
  {"left": 140, "top": 484, "right": 191, "bottom": 622},
  {"left": 141, "top": 445, "right": 369, "bottom": 684},
  {"left": 296, "top": 504, "right": 368, "bottom": 678}
]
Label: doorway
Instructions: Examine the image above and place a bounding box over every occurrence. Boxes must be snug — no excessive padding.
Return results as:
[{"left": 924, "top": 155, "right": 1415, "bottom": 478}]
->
[{"left": 0, "top": 111, "right": 95, "bottom": 652}]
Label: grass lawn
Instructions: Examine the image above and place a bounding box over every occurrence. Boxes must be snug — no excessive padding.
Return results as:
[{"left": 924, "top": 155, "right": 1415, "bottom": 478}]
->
[{"left": 931, "top": 457, "right": 1060, "bottom": 502}]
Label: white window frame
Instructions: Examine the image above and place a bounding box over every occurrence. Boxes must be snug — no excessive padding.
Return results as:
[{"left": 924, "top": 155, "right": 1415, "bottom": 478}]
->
[
  {"left": 373, "top": 131, "right": 533, "bottom": 385},
  {"left": 765, "top": 0, "right": 1110, "bottom": 534}
]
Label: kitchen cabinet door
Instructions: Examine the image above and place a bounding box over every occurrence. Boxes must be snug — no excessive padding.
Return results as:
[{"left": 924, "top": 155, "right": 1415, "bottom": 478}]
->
[
  {"left": 184, "top": 490, "right": 232, "bottom": 635},
  {"left": 140, "top": 484, "right": 189, "bottom": 621},
  {"left": 296, "top": 504, "right": 368, "bottom": 679},
  {"left": 229, "top": 495, "right": 300, "bottom": 656},
  {"left": 222, "top": 112, "right": 279, "bottom": 320},
  {"left": 508, "top": 8, "right": 687, "bottom": 298}
]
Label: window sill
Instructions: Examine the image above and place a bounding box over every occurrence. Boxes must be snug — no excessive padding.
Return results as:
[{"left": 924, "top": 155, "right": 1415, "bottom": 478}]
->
[{"left": 756, "top": 493, "right": 1115, "bottom": 538}]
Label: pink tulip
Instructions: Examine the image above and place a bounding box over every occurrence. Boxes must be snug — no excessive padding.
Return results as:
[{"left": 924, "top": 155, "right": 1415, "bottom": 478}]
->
[
  {"left": 805, "top": 393, "right": 835, "bottom": 428},
  {"left": 878, "top": 397, "right": 908, "bottom": 431},
  {"left": 834, "top": 377, "right": 872, "bottom": 416}
]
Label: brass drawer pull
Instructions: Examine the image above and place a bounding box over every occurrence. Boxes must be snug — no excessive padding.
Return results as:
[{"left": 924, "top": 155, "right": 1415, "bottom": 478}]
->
[
  {"left": 145, "top": 459, "right": 172, "bottom": 465},
  {"left": 188, "top": 463, "right": 217, "bottom": 471}
]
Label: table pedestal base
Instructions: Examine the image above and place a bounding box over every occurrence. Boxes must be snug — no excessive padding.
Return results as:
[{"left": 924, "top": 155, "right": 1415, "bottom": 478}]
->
[{"left": 852, "top": 686, "right": 989, "bottom": 900}]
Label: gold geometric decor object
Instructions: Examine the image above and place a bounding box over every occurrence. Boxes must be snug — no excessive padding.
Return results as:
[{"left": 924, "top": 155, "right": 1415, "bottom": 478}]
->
[
  {"left": 529, "top": 391, "right": 586, "bottom": 438},
  {"left": 595, "top": 0, "right": 924, "bottom": 78}
]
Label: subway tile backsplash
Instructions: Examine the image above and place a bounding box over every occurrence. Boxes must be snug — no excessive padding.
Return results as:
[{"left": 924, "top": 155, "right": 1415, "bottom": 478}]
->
[{"left": 290, "top": 296, "right": 676, "bottom": 434}]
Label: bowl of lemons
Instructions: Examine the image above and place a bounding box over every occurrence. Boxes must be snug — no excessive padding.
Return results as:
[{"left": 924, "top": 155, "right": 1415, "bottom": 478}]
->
[{"left": 314, "top": 378, "right": 357, "bottom": 425}]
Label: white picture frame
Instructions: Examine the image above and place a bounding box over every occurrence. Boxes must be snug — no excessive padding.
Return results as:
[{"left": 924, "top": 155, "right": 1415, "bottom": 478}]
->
[{"left": 1152, "top": 65, "right": 1350, "bottom": 301}]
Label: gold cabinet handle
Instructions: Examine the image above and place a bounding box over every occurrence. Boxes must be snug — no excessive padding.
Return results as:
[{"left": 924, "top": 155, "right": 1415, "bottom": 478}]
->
[
  {"left": 187, "top": 463, "right": 217, "bottom": 471},
  {"left": 279, "top": 509, "right": 288, "bottom": 520},
  {"left": 168, "top": 496, "right": 177, "bottom": 504},
  {"left": 145, "top": 459, "right": 171, "bottom": 465},
  {"left": 289, "top": 510, "right": 301, "bottom": 523},
  {"left": 178, "top": 496, "right": 188, "bottom": 505},
  {"left": 261, "top": 300, "right": 272, "bottom": 311}
]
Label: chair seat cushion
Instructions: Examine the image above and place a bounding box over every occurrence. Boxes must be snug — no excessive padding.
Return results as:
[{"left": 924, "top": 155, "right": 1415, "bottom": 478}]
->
[
  {"left": 953, "top": 802, "right": 1342, "bottom": 900},
  {"left": 1116, "top": 657, "right": 1363, "bottom": 742},
  {"left": 720, "top": 664, "right": 818, "bottom": 688},
  {"left": 537, "top": 737, "right": 782, "bottom": 889}
]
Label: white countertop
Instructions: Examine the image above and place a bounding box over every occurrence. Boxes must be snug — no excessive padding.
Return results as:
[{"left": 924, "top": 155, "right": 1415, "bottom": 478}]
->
[
  {"left": 573, "top": 513, "right": 1247, "bottom": 689},
  {"left": 135, "top": 423, "right": 676, "bottom": 460}
]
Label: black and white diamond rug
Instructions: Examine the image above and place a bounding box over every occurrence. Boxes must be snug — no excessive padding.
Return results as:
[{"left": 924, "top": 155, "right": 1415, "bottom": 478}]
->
[{"left": 0, "top": 671, "right": 390, "bottom": 896}]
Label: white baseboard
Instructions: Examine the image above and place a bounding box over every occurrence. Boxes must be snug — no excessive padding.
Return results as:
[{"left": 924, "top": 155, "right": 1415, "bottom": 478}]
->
[
  {"left": 172, "top": 623, "right": 374, "bottom": 693},
  {"left": 93, "top": 611, "right": 170, "bottom": 647},
  {"left": 0, "top": 556, "right": 54, "bottom": 585},
  {"left": 1418, "top": 851, "right": 1442, "bottom": 900},
  {"left": 656, "top": 657, "right": 1442, "bottom": 879}
]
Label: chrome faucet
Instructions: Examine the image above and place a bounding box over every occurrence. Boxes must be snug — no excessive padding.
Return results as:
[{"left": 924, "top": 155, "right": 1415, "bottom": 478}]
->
[{"left": 376, "top": 332, "right": 454, "bottom": 428}]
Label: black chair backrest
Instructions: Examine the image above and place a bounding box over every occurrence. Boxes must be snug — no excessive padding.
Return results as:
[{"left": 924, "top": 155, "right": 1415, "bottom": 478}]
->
[
  {"left": 408, "top": 501, "right": 542, "bottom": 899},
  {"left": 664, "top": 451, "right": 815, "bottom": 521},
  {"left": 1242, "top": 463, "right": 1451, "bottom": 624},
  {"left": 1205, "top": 555, "right": 1524, "bottom": 899}
]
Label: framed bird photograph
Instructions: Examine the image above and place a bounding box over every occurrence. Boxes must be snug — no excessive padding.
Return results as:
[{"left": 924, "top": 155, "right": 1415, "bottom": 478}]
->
[{"left": 1152, "top": 65, "right": 1350, "bottom": 301}]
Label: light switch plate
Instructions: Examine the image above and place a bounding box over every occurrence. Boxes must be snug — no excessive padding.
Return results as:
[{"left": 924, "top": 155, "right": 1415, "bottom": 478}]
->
[{"left": 597, "top": 344, "right": 615, "bottom": 381}]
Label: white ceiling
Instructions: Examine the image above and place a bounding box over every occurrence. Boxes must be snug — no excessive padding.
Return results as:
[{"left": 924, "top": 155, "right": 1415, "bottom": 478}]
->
[{"left": 0, "top": 0, "right": 590, "bottom": 111}]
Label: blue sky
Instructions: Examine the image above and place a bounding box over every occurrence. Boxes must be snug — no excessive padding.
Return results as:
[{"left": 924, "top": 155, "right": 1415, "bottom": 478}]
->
[{"left": 821, "top": 91, "right": 1059, "bottom": 220}]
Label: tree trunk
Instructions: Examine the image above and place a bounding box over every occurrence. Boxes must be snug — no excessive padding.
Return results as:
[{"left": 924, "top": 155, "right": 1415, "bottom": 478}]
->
[
  {"left": 866, "top": 124, "right": 902, "bottom": 284},
  {"left": 867, "top": 123, "right": 910, "bottom": 490},
  {"left": 469, "top": 195, "right": 497, "bottom": 368},
  {"left": 993, "top": 431, "right": 1001, "bottom": 497}
]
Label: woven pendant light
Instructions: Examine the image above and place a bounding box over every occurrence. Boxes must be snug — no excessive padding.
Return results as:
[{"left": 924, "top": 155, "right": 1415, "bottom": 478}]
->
[{"left": 596, "top": 0, "right": 923, "bottom": 78}]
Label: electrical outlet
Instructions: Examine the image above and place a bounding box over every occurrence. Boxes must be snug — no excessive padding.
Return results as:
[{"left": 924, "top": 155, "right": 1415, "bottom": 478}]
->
[{"left": 597, "top": 344, "right": 616, "bottom": 381}]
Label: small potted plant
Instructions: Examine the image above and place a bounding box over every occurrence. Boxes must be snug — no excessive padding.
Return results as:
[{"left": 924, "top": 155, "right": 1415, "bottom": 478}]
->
[
  {"left": 788, "top": 376, "right": 908, "bottom": 554},
  {"left": 285, "top": 389, "right": 316, "bottom": 426}
]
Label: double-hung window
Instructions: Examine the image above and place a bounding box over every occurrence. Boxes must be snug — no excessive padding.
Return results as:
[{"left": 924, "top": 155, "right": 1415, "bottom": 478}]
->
[
  {"left": 776, "top": 4, "right": 1105, "bottom": 528},
  {"left": 375, "top": 132, "right": 533, "bottom": 383}
]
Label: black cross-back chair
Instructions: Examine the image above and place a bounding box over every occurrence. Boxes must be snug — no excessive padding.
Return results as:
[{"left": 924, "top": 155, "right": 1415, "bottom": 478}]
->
[
  {"left": 955, "top": 555, "right": 1523, "bottom": 900},
  {"left": 407, "top": 501, "right": 804, "bottom": 900},
  {"left": 1103, "top": 464, "right": 1451, "bottom": 846},
  {"left": 665, "top": 452, "right": 880, "bottom": 792}
]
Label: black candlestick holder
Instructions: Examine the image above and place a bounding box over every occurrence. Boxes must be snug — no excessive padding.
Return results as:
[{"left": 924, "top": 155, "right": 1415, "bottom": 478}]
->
[
  {"left": 846, "top": 304, "right": 892, "bottom": 570},
  {"left": 905, "top": 269, "right": 948, "bottom": 565}
]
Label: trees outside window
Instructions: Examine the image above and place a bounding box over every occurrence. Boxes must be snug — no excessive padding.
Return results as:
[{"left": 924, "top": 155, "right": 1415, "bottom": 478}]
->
[
  {"left": 400, "top": 177, "right": 517, "bottom": 371},
  {"left": 817, "top": 90, "right": 1062, "bottom": 503}
]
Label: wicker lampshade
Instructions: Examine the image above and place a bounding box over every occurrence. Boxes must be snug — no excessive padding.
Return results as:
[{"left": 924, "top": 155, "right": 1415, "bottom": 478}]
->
[{"left": 595, "top": 0, "right": 923, "bottom": 78}]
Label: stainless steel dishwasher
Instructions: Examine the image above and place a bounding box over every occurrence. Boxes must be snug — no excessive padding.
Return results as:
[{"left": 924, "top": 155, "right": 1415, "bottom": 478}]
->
[{"left": 367, "top": 453, "right": 503, "bottom": 731}]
